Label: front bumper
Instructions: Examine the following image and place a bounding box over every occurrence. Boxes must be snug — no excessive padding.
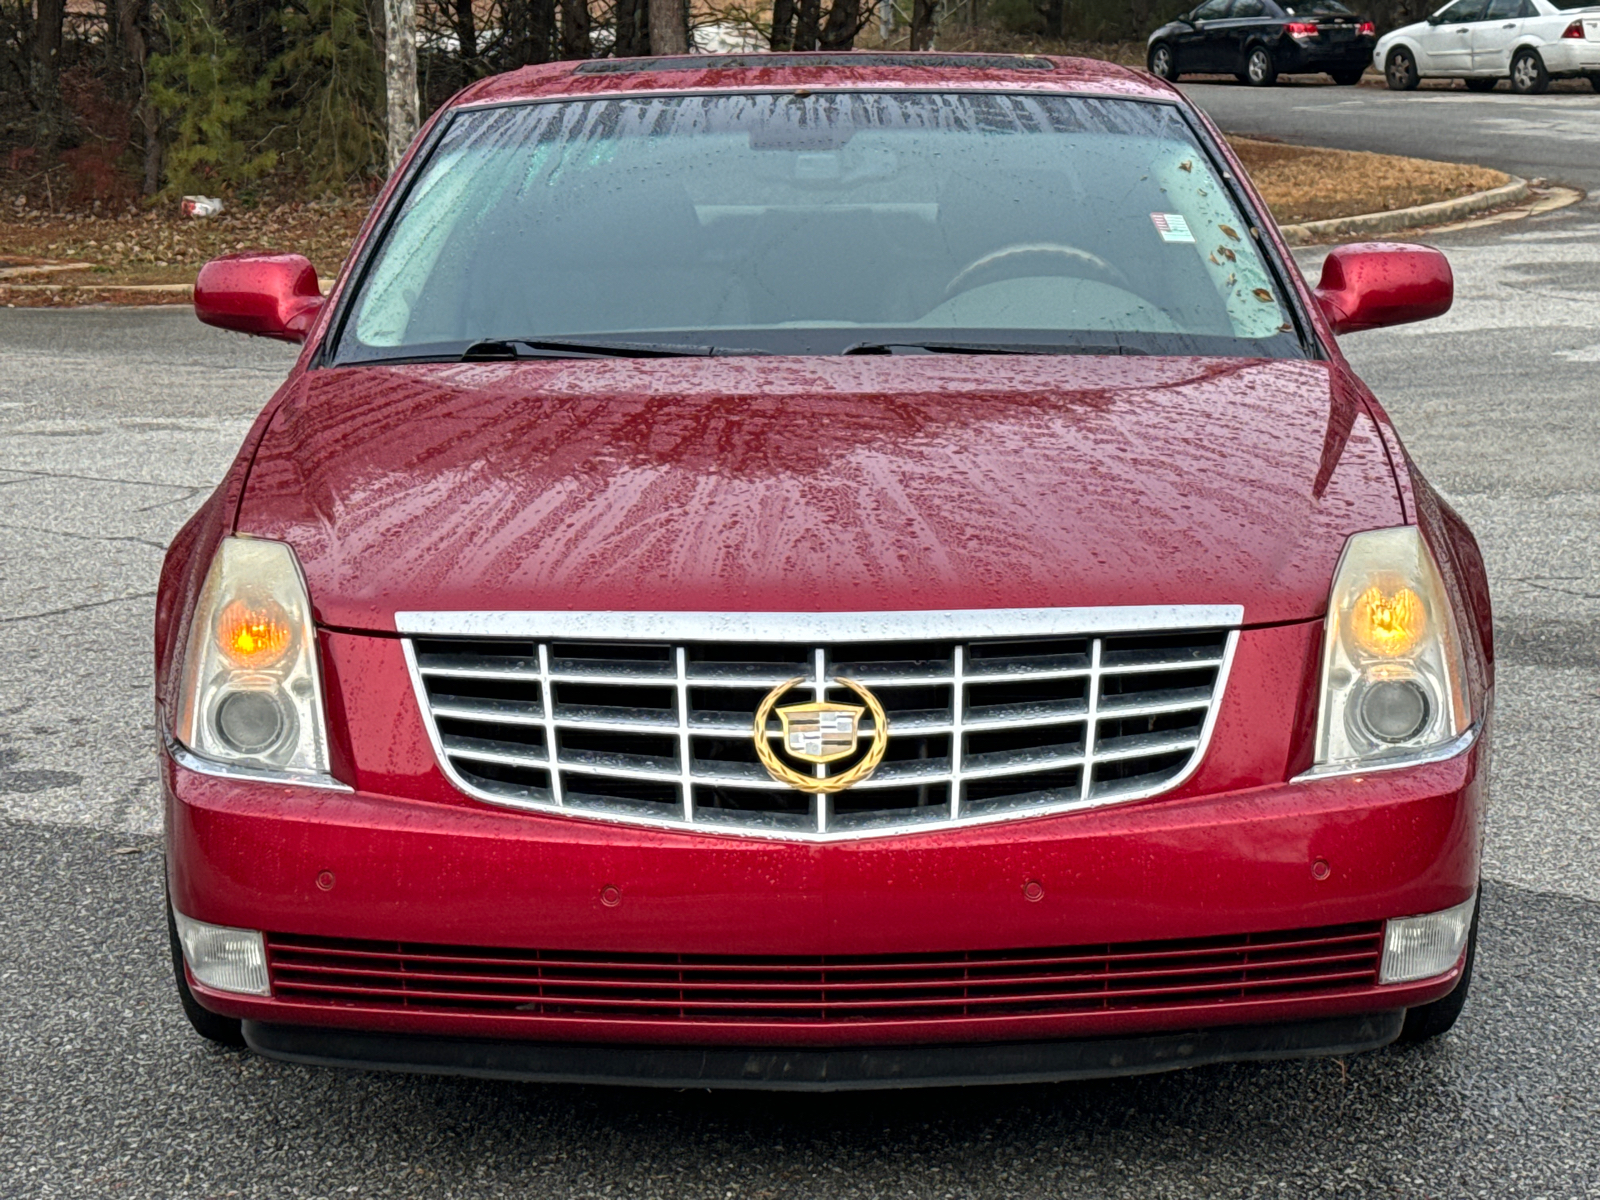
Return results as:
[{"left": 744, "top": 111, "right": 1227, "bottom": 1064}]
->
[
  {"left": 166, "top": 723, "right": 1484, "bottom": 1053},
  {"left": 242, "top": 1011, "right": 1404, "bottom": 1091}
]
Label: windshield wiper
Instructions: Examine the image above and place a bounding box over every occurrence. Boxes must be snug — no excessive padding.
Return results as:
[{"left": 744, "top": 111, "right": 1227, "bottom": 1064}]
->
[
  {"left": 842, "top": 341, "right": 1147, "bottom": 357},
  {"left": 461, "top": 338, "right": 769, "bottom": 361}
]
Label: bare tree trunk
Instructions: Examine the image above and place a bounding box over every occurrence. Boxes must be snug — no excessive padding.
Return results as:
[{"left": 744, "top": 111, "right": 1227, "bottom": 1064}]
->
[
  {"left": 793, "top": 0, "right": 822, "bottom": 50},
  {"left": 385, "top": 0, "right": 419, "bottom": 173},
  {"left": 647, "top": 0, "right": 687, "bottom": 54},
  {"left": 819, "top": 0, "right": 863, "bottom": 49},
  {"left": 614, "top": 0, "right": 650, "bottom": 55},
  {"left": 531, "top": 0, "right": 557, "bottom": 60},
  {"left": 909, "top": 0, "right": 935, "bottom": 49},
  {"left": 117, "top": 0, "right": 163, "bottom": 194},
  {"left": 560, "top": 0, "right": 591, "bottom": 59},
  {"left": 506, "top": 0, "right": 557, "bottom": 63},
  {"left": 32, "top": 0, "right": 66, "bottom": 152},
  {"left": 769, "top": 0, "right": 797, "bottom": 49},
  {"left": 368, "top": 0, "right": 387, "bottom": 68},
  {"left": 455, "top": 0, "right": 478, "bottom": 57}
]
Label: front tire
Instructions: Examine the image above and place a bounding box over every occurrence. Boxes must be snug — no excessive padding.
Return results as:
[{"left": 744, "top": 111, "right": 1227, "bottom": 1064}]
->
[
  {"left": 1148, "top": 42, "right": 1180, "bottom": 81},
  {"left": 167, "top": 894, "right": 246, "bottom": 1047},
  {"left": 1330, "top": 68, "right": 1365, "bottom": 85},
  {"left": 1385, "top": 47, "right": 1420, "bottom": 90},
  {"left": 1510, "top": 48, "right": 1549, "bottom": 94},
  {"left": 1463, "top": 77, "right": 1498, "bottom": 92},
  {"left": 1397, "top": 895, "right": 1479, "bottom": 1043},
  {"left": 1245, "top": 46, "right": 1279, "bottom": 86}
]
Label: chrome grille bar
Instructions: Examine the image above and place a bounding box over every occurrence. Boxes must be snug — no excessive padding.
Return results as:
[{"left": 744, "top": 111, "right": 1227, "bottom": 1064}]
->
[
  {"left": 948, "top": 644, "right": 964, "bottom": 822},
  {"left": 400, "top": 606, "right": 1240, "bottom": 840},
  {"left": 1079, "top": 637, "right": 1102, "bottom": 806}
]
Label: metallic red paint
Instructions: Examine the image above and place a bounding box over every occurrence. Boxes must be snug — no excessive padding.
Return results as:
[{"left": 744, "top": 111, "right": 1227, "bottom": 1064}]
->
[
  {"left": 194, "top": 253, "right": 325, "bottom": 343},
  {"left": 457, "top": 54, "right": 1174, "bottom": 109},
  {"left": 235, "top": 357, "right": 1403, "bottom": 631},
  {"left": 161, "top": 56, "right": 1492, "bottom": 1070},
  {"left": 1313, "top": 243, "right": 1454, "bottom": 336}
]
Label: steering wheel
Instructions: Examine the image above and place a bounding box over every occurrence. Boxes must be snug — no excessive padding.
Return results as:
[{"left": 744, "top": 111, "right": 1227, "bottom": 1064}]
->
[{"left": 943, "top": 242, "right": 1136, "bottom": 301}]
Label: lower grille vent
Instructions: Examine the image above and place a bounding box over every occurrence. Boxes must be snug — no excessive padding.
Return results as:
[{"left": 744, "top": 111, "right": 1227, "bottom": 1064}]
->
[{"left": 265, "top": 923, "right": 1381, "bottom": 1022}]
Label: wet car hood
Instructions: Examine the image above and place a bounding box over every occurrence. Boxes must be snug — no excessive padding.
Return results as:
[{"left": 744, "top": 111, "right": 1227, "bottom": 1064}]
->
[{"left": 237, "top": 355, "right": 1402, "bottom": 632}]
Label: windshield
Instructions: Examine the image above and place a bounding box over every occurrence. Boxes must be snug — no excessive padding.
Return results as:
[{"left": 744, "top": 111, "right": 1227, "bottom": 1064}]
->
[{"left": 335, "top": 92, "right": 1301, "bottom": 363}]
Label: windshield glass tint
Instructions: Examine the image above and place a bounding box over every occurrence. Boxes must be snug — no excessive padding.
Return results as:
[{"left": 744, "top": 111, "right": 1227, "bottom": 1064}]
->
[{"left": 337, "top": 92, "right": 1299, "bottom": 361}]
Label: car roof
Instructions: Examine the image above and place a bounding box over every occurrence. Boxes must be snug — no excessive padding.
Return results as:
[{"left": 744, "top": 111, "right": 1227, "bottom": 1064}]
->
[{"left": 452, "top": 52, "right": 1180, "bottom": 109}]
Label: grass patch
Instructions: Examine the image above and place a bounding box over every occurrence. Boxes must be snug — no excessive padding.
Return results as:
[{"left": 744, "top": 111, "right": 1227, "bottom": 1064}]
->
[{"left": 1231, "top": 136, "right": 1508, "bottom": 225}]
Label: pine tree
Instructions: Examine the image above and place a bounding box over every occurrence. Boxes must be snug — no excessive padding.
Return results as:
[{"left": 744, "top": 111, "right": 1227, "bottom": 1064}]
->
[
  {"left": 148, "top": 0, "right": 276, "bottom": 195},
  {"left": 279, "top": 0, "right": 384, "bottom": 188}
]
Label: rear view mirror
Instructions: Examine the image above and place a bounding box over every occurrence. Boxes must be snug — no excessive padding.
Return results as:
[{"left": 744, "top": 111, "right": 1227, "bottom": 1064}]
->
[
  {"left": 1313, "top": 243, "right": 1453, "bottom": 335},
  {"left": 194, "top": 253, "right": 324, "bottom": 343}
]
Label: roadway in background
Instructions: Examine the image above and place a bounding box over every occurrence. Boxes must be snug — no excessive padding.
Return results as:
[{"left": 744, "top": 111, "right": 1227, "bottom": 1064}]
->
[{"left": 1182, "top": 77, "right": 1600, "bottom": 190}]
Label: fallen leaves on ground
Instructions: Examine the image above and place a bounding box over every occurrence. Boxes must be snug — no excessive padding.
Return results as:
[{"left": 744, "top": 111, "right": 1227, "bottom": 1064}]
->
[
  {"left": 1230, "top": 137, "right": 1508, "bottom": 226},
  {"left": 0, "top": 196, "right": 371, "bottom": 305}
]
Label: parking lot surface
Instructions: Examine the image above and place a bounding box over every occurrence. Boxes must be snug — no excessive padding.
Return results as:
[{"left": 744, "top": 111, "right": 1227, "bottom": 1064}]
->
[
  {"left": 1182, "top": 80, "right": 1600, "bottom": 191},
  {"left": 4, "top": 196, "right": 1600, "bottom": 1198}
]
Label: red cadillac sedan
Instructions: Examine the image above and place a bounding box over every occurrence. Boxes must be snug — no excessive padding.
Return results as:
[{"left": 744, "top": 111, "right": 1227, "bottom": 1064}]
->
[{"left": 160, "top": 52, "right": 1489, "bottom": 1089}]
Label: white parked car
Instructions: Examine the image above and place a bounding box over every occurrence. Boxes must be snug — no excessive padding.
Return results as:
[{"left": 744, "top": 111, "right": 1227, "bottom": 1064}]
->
[{"left": 1376, "top": 0, "right": 1600, "bottom": 92}]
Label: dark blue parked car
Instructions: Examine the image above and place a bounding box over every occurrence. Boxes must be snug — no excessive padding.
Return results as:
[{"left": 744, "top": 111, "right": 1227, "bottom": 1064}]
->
[{"left": 1148, "top": 0, "right": 1377, "bottom": 86}]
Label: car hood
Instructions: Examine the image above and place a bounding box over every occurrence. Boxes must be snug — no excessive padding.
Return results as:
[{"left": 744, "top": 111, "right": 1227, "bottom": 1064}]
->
[{"left": 237, "top": 355, "right": 1402, "bottom": 632}]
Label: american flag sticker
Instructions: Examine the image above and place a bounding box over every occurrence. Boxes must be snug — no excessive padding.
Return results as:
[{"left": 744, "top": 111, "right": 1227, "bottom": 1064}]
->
[{"left": 1151, "top": 212, "right": 1195, "bottom": 244}]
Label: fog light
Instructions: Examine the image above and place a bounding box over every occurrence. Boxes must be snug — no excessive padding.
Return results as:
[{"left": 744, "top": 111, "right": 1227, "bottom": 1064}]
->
[
  {"left": 1380, "top": 893, "right": 1476, "bottom": 984},
  {"left": 172, "top": 909, "right": 270, "bottom": 996}
]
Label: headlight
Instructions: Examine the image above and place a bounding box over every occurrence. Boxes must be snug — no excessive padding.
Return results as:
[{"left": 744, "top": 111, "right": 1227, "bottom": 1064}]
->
[
  {"left": 1312, "top": 526, "right": 1471, "bottom": 771},
  {"left": 175, "top": 536, "right": 332, "bottom": 777}
]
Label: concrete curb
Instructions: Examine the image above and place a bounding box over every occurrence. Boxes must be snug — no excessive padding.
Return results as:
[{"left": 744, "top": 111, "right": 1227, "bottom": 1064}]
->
[{"left": 1277, "top": 176, "right": 1531, "bottom": 245}]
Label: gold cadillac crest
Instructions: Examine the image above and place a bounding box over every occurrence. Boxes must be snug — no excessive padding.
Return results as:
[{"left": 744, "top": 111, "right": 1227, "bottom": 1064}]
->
[{"left": 752, "top": 677, "right": 889, "bottom": 794}]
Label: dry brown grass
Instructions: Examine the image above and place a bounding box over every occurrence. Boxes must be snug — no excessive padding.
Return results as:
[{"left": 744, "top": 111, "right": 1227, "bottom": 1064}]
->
[
  {"left": 1230, "top": 136, "right": 1508, "bottom": 225},
  {"left": 0, "top": 198, "right": 371, "bottom": 306}
]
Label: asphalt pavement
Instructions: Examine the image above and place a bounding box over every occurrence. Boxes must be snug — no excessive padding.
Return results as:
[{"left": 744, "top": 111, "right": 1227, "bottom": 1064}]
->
[
  {"left": 3, "top": 93, "right": 1600, "bottom": 1196},
  {"left": 1181, "top": 77, "right": 1600, "bottom": 191}
]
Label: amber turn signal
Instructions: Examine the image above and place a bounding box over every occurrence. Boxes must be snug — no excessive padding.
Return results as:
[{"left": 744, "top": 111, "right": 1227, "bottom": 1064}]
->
[
  {"left": 215, "top": 598, "right": 294, "bottom": 668},
  {"left": 1348, "top": 583, "right": 1426, "bottom": 659}
]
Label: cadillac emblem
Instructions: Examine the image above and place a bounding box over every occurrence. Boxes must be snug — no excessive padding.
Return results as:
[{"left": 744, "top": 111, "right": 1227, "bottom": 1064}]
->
[{"left": 752, "top": 677, "right": 889, "bottom": 794}]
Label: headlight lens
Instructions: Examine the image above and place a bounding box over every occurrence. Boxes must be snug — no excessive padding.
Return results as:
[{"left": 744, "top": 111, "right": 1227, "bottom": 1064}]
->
[
  {"left": 176, "top": 536, "right": 331, "bottom": 776},
  {"left": 1314, "top": 526, "right": 1470, "bottom": 770}
]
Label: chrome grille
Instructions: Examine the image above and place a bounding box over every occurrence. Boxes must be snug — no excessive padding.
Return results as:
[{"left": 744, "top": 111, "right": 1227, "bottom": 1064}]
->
[{"left": 402, "top": 610, "right": 1237, "bottom": 839}]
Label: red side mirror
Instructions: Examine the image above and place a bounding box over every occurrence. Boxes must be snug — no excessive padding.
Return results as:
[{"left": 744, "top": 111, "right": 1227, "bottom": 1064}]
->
[
  {"left": 194, "top": 253, "right": 324, "bottom": 343},
  {"left": 1313, "top": 242, "right": 1452, "bottom": 336}
]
